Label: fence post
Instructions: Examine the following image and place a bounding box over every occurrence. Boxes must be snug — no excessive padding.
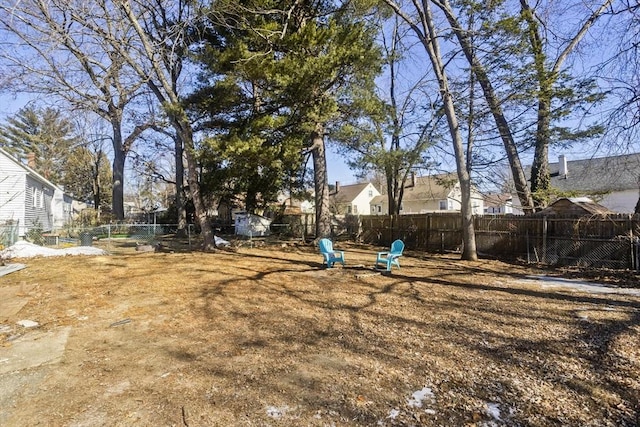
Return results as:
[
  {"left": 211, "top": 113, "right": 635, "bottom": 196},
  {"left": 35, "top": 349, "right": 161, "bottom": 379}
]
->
[
  {"left": 526, "top": 229, "right": 530, "bottom": 264},
  {"left": 542, "top": 216, "right": 548, "bottom": 264},
  {"left": 631, "top": 223, "right": 636, "bottom": 270}
]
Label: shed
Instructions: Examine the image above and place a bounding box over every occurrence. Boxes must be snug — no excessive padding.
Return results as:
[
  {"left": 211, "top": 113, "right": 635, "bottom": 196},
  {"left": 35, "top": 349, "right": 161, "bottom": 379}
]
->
[
  {"left": 234, "top": 213, "right": 272, "bottom": 237},
  {"left": 536, "top": 197, "right": 615, "bottom": 216}
]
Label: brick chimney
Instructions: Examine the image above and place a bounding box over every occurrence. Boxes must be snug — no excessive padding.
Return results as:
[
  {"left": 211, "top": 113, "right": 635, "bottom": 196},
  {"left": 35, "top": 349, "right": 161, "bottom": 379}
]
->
[
  {"left": 335, "top": 181, "right": 340, "bottom": 193},
  {"left": 559, "top": 155, "right": 568, "bottom": 178},
  {"left": 26, "top": 152, "right": 36, "bottom": 169}
]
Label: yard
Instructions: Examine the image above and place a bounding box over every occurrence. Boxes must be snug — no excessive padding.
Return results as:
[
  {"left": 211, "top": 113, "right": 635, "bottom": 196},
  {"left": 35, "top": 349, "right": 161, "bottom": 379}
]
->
[{"left": 0, "top": 238, "right": 639, "bottom": 426}]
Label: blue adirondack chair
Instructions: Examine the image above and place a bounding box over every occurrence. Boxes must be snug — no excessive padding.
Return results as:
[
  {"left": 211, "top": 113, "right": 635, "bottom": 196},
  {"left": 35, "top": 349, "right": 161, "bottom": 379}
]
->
[
  {"left": 318, "top": 238, "right": 345, "bottom": 268},
  {"left": 375, "top": 239, "right": 405, "bottom": 271}
]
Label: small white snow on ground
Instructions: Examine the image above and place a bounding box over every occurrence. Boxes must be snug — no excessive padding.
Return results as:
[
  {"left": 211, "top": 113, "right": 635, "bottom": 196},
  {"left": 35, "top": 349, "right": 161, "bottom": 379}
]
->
[
  {"left": 266, "top": 405, "right": 289, "bottom": 419},
  {"left": 519, "top": 275, "right": 640, "bottom": 297},
  {"left": 387, "top": 408, "right": 400, "bottom": 419},
  {"left": 486, "top": 402, "right": 502, "bottom": 421},
  {"left": 0, "top": 240, "right": 108, "bottom": 259},
  {"left": 407, "top": 386, "right": 435, "bottom": 408}
]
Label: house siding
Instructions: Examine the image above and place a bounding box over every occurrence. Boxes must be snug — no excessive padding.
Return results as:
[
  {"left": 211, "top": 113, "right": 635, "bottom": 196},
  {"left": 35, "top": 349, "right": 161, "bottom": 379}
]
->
[
  {"left": 351, "top": 184, "right": 380, "bottom": 215},
  {"left": 25, "top": 175, "right": 55, "bottom": 232},
  {"left": 1, "top": 149, "right": 73, "bottom": 236},
  {"left": 0, "top": 153, "right": 27, "bottom": 229},
  {"left": 597, "top": 189, "right": 638, "bottom": 213}
]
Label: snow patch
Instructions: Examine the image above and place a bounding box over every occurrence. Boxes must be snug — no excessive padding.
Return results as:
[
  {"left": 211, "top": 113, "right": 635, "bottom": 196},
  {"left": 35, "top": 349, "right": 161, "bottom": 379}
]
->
[
  {"left": 486, "top": 402, "right": 501, "bottom": 421},
  {"left": 520, "top": 275, "right": 640, "bottom": 296},
  {"left": 17, "top": 320, "right": 39, "bottom": 328},
  {"left": 266, "top": 405, "right": 289, "bottom": 419},
  {"left": 407, "top": 386, "right": 435, "bottom": 408},
  {"left": 0, "top": 240, "right": 107, "bottom": 259}
]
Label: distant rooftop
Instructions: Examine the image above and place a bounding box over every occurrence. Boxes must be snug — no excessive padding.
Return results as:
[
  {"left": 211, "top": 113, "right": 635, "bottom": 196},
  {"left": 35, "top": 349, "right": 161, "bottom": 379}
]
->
[{"left": 547, "top": 153, "right": 640, "bottom": 193}]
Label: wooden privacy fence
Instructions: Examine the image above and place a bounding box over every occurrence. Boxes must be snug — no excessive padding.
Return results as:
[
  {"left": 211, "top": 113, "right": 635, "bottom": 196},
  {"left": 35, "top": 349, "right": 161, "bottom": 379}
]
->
[{"left": 357, "top": 213, "right": 640, "bottom": 270}]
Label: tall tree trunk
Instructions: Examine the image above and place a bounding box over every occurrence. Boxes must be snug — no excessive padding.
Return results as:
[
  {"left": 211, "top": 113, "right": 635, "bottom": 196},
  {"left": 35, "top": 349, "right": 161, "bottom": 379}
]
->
[
  {"left": 110, "top": 121, "right": 125, "bottom": 221},
  {"left": 420, "top": 0, "right": 477, "bottom": 260},
  {"left": 174, "top": 133, "right": 187, "bottom": 236},
  {"left": 520, "top": 0, "right": 613, "bottom": 209},
  {"left": 311, "top": 123, "right": 332, "bottom": 239},
  {"left": 174, "top": 120, "right": 215, "bottom": 250},
  {"left": 92, "top": 149, "right": 103, "bottom": 219},
  {"left": 383, "top": 0, "right": 478, "bottom": 259},
  {"left": 118, "top": 0, "right": 215, "bottom": 250},
  {"left": 435, "top": 0, "right": 535, "bottom": 214},
  {"left": 529, "top": 96, "right": 552, "bottom": 206}
]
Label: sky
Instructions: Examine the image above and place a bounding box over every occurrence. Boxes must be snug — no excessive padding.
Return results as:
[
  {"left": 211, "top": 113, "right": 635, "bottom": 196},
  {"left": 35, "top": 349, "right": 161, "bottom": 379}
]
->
[{"left": 0, "top": 91, "right": 360, "bottom": 187}]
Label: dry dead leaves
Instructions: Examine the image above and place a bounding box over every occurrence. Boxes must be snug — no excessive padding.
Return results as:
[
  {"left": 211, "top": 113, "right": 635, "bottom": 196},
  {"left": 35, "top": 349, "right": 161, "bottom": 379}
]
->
[{"left": 0, "top": 238, "right": 638, "bottom": 426}]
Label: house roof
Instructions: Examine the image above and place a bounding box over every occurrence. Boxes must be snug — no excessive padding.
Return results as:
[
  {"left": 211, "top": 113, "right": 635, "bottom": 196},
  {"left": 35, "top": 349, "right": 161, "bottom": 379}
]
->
[
  {"left": 331, "top": 182, "right": 371, "bottom": 203},
  {"left": 483, "top": 193, "right": 513, "bottom": 207},
  {"left": 537, "top": 197, "right": 615, "bottom": 216},
  {"left": 546, "top": 153, "right": 640, "bottom": 193},
  {"left": 401, "top": 173, "right": 458, "bottom": 202},
  {"left": 370, "top": 194, "right": 385, "bottom": 205},
  {"left": 0, "top": 146, "right": 64, "bottom": 192}
]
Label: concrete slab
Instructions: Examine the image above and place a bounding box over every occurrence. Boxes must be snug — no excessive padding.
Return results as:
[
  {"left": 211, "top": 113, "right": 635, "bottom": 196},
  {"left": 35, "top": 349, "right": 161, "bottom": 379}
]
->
[
  {"left": 0, "top": 263, "right": 26, "bottom": 278},
  {"left": 0, "top": 283, "right": 36, "bottom": 318},
  {"left": 0, "top": 327, "right": 71, "bottom": 374}
]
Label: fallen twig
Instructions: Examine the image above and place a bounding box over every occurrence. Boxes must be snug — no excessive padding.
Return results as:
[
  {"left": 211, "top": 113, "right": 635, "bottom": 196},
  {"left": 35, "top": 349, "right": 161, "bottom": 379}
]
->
[
  {"left": 182, "top": 406, "right": 189, "bottom": 426},
  {"left": 109, "top": 318, "right": 131, "bottom": 327}
]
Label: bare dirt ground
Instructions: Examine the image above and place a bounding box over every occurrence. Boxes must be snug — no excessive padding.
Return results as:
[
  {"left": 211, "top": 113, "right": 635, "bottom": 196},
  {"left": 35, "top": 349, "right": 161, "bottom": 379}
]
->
[{"left": 1, "top": 238, "right": 639, "bottom": 426}]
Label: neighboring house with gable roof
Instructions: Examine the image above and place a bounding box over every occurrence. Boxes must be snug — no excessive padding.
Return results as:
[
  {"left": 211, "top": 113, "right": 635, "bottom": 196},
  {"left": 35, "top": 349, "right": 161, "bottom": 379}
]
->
[
  {"left": 330, "top": 182, "right": 380, "bottom": 215},
  {"left": 0, "top": 147, "right": 75, "bottom": 237},
  {"left": 370, "top": 173, "right": 484, "bottom": 215},
  {"left": 484, "top": 193, "right": 515, "bottom": 214},
  {"left": 522, "top": 153, "right": 640, "bottom": 213}
]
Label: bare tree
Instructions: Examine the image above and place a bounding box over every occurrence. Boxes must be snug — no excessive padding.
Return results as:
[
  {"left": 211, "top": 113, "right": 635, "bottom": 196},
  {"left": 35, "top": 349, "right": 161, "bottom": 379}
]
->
[
  {"left": 383, "top": 0, "right": 478, "bottom": 260},
  {"left": 112, "top": 0, "right": 215, "bottom": 249},
  {"left": 0, "top": 0, "right": 161, "bottom": 220},
  {"left": 430, "top": 0, "right": 535, "bottom": 214}
]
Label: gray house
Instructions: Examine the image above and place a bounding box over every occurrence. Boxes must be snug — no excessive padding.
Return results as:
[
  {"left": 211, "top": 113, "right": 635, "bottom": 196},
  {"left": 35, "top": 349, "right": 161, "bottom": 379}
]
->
[
  {"left": 0, "top": 147, "right": 73, "bottom": 237},
  {"left": 545, "top": 153, "right": 640, "bottom": 213}
]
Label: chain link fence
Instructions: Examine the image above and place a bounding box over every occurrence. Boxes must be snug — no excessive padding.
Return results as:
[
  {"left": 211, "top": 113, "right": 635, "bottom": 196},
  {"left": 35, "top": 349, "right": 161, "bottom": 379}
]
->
[
  {"left": 0, "top": 221, "right": 20, "bottom": 248},
  {"left": 526, "top": 235, "right": 639, "bottom": 270},
  {"left": 36, "top": 223, "right": 198, "bottom": 251}
]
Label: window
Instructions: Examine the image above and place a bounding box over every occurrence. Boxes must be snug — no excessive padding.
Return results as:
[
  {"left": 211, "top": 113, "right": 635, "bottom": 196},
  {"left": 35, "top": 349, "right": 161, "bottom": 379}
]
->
[
  {"left": 377, "top": 206, "right": 381, "bottom": 213},
  {"left": 439, "top": 200, "right": 447, "bottom": 210},
  {"left": 347, "top": 205, "right": 352, "bottom": 214},
  {"left": 368, "top": 189, "right": 373, "bottom": 197},
  {"left": 353, "top": 205, "right": 358, "bottom": 214}
]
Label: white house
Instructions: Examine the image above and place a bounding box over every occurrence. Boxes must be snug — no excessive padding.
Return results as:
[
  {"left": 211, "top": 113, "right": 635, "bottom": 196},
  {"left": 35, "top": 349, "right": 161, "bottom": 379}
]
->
[
  {"left": 330, "top": 182, "right": 381, "bottom": 215},
  {"left": 517, "top": 153, "right": 640, "bottom": 213},
  {"left": 370, "top": 173, "right": 484, "bottom": 215},
  {"left": 0, "top": 147, "right": 74, "bottom": 237},
  {"left": 484, "top": 193, "right": 514, "bottom": 214}
]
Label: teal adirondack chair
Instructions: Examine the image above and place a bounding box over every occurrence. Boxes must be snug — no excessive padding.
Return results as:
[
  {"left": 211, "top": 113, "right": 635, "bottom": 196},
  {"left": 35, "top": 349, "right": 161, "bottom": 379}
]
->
[
  {"left": 375, "top": 239, "right": 405, "bottom": 271},
  {"left": 318, "top": 238, "right": 345, "bottom": 268}
]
